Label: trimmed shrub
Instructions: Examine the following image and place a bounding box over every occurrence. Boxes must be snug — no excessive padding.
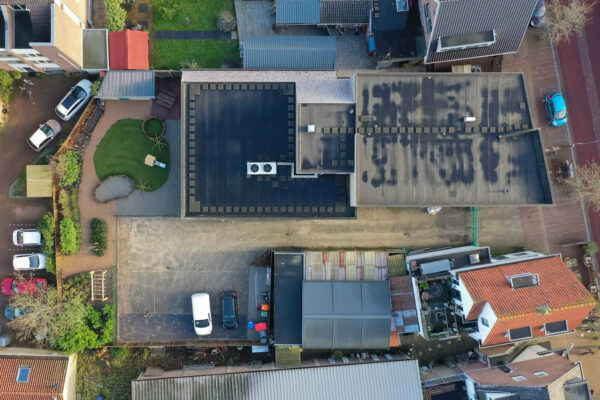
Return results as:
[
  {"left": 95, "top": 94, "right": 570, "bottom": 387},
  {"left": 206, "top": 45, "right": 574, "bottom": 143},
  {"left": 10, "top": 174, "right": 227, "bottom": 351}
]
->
[
  {"left": 53, "top": 150, "right": 81, "bottom": 188},
  {"left": 90, "top": 218, "right": 108, "bottom": 256},
  {"left": 105, "top": 0, "right": 127, "bottom": 31},
  {"left": 0, "top": 70, "right": 20, "bottom": 103},
  {"left": 58, "top": 189, "right": 72, "bottom": 219},
  {"left": 60, "top": 218, "right": 79, "bottom": 255},
  {"left": 110, "top": 347, "right": 129, "bottom": 359},
  {"left": 38, "top": 212, "right": 55, "bottom": 256}
]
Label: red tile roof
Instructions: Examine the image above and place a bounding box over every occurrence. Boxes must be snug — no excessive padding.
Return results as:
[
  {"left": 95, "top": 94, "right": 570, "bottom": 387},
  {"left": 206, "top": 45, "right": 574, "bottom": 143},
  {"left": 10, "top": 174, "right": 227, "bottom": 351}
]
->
[
  {"left": 459, "top": 256, "right": 597, "bottom": 346},
  {"left": 109, "top": 30, "right": 149, "bottom": 70},
  {"left": 460, "top": 256, "right": 596, "bottom": 318},
  {"left": 0, "top": 356, "right": 68, "bottom": 399}
]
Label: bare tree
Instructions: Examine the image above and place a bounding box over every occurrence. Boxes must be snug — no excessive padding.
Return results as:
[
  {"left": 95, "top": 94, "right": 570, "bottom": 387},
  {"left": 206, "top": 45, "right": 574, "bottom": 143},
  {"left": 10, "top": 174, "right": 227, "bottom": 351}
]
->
[
  {"left": 217, "top": 10, "right": 236, "bottom": 32},
  {"left": 569, "top": 163, "right": 600, "bottom": 209},
  {"left": 546, "top": 0, "right": 596, "bottom": 43}
]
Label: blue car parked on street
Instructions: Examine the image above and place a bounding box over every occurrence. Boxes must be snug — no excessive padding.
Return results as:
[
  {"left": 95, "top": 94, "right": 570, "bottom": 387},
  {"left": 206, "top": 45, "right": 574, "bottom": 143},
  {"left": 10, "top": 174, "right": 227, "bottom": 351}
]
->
[{"left": 544, "top": 93, "right": 567, "bottom": 127}]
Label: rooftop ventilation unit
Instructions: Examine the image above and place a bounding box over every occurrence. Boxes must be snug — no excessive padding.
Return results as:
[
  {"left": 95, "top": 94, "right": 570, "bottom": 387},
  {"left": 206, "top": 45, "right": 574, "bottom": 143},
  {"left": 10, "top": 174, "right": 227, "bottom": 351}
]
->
[
  {"left": 469, "top": 253, "right": 480, "bottom": 264},
  {"left": 464, "top": 116, "right": 477, "bottom": 122},
  {"left": 306, "top": 125, "right": 316, "bottom": 133},
  {"left": 247, "top": 162, "right": 277, "bottom": 176}
]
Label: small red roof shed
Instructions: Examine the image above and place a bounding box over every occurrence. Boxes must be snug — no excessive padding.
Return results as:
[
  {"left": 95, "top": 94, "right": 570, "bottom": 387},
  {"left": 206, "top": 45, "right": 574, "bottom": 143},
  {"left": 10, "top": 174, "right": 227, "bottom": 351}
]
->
[{"left": 109, "top": 30, "right": 149, "bottom": 70}]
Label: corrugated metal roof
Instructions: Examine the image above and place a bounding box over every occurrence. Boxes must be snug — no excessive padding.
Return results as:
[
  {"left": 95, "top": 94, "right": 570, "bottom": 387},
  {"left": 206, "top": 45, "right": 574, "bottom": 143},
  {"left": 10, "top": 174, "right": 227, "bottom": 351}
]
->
[
  {"left": 425, "top": 0, "right": 537, "bottom": 63},
  {"left": 243, "top": 36, "right": 336, "bottom": 70},
  {"left": 276, "top": 0, "right": 320, "bottom": 24},
  {"left": 132, "top": 360, "right": 423, "bottom": 400},
  {"left": 97, "top": 70, "right": 155, "bottom": 99}
]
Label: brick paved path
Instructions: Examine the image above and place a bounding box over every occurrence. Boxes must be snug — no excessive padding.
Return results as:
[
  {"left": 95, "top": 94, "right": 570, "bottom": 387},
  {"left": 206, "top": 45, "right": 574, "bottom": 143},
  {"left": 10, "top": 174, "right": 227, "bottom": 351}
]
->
[{"left": 503, "top": 30, "right": 590, "bottom": 265}]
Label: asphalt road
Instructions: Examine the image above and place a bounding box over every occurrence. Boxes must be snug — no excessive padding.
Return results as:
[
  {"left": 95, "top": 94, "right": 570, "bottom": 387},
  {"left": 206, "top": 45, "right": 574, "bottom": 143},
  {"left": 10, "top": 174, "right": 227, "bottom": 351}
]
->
[{"left": 0, "top": 74, "right": 83, "bottom": 323}]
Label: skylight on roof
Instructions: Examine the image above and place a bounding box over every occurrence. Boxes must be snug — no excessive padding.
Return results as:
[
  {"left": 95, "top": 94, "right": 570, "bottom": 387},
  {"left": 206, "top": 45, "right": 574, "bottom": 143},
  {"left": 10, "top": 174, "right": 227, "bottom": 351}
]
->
[
  {"left": 16, "top": 366, "right": 30, "bottom": 383},
  {"left": 507, "top": 273, "right": 539, "bottom": 289},
  {"left": 534, "top": 371, "right": 549, "bottom": 377},
  {"left": 512, "top": 375, "right": 527, "bottom": 382}
]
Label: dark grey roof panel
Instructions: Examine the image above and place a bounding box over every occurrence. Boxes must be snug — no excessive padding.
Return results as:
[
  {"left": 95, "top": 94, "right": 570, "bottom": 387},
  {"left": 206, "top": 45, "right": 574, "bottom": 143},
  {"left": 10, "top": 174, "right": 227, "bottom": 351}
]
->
[
  {"left": 276, "top": 0, "right": 320, "bottom": 24},
  {"left": 302, "top": 280, "right": 391, "bottom": 349},
  {"left": 5, "top": 0, "right": 52, "bottom": 43},
  {"left": 320, "top": 0, "right": 372, "bottom": 24},
  {"left": 273, "top": 253, "right": 304, "bottom": 345},
  {"left": 243, "top": 36, "right": 336, "bottom": 70},
  {"left": 426, "top": 0, "right": 537, "bottom": 63}
]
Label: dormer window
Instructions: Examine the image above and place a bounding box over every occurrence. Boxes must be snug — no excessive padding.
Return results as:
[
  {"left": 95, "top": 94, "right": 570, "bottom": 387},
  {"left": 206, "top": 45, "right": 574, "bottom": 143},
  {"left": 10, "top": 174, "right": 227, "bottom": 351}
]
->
[
  {"left": 437, "top": 30, "right": 496, "bottom": 53},
  {"left": 16, "top": 366, "right": 30, "bottom": 383},
  {"left": 507, "top": 273, "right": 540, "bottom": 289},
  {"left": 508, "top": 326, "right": 532, "bottom": 341}
]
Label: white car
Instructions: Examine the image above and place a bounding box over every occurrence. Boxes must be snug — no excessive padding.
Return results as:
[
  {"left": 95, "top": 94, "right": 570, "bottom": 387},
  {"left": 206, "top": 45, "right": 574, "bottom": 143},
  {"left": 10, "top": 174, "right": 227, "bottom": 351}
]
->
[
  {"left": 13, "top": 253, "right": 47, "bottom": 271},
  {"left": 28, "top": 119, "right": 62, "bottom": 152},
  {"left": 55, "top": 79, "right": 93, "bottom": 121},
  {"left": 192, "top": 293, "right": 212, "bottom": 336},
  {"left": 12, "top": 229, "right": 42, "bottom": 247}
]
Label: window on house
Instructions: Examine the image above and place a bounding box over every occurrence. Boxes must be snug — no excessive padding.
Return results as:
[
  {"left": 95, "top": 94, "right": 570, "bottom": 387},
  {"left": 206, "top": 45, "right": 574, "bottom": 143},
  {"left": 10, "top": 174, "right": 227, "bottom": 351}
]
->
[
  {"left": 507, "top": 273, "right": 540, "bottom": 289},
  {"left": 437, "top": 30, "right": 496, "bottom": 53},
  {"left": 533, "top": 371, "right": 549, "bottom": 377},
  {"left": 508, "top": 326, "right": 532, "bottom": 341},
  {"left": 424, "top": 3, "right": 432, "bottom": 34},
  {"left": 481, "top": 317, "right": 489, "bottom": 327},
  {"left": 451, "top": 288, "right": 461, "bottom": 301},
  {"left": 545, "top": 320, "right": 568, "bottom": 334},
  {"left": 512, "top": 376, "right": 527, "bottom": 382},
  {"left": 16, "top": 366, "right": 30, "bottom": 383}
]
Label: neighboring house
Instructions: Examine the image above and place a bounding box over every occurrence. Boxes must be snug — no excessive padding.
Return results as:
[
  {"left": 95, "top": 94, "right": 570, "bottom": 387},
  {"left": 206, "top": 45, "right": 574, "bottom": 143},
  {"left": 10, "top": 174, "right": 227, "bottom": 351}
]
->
[
  {"left": 132, "top": 358, "right": 423, "bottom": 400},
  {"left": 108, "top": 29, "right": 149, "bottom": 70},
  {"left": 276, "top": 0, "right": 372, "bottom": 26},
  {"left": 0, "top": 1, "right": 108, "bottom": 72},
  {"left": 242, "top": 36, "right": 336, "bottom": 70},
  {"left": 460, "top": 350, "right": 591, "bottom": 399},
  {"left": 454, "top": 255, "right": 596, "bottom": 347},
  {"left": 419, "top": 0, "right": 537, "bottom": 64},
  {"left": 0, "top": 347, "right": 77, "bottom": 400}
]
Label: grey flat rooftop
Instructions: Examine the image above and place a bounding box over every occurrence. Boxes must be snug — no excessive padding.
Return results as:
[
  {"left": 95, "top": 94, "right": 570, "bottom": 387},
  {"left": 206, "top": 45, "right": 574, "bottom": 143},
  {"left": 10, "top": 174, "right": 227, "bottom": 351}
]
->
[
  {"left": 83, "top": 29, "right": 108, "bottom": 70},
  {"left": 183, "top": 82, "right": 353, "bottom": 217},
  {"left": 243, "top": 35, "right": 336, "bottom": 70},
  {"left": 297, "top": 103, "right": 356, "bottom": 173},
  {"left": 353, "top": 73, "right": 552, "bottom": 206}
]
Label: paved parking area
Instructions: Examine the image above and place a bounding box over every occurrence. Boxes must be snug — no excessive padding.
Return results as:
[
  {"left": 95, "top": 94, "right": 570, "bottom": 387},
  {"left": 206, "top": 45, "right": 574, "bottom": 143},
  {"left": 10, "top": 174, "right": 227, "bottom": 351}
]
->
[
  {"left": 116, "top": 206, "right": 525, "bottom": 343},
  {"left": 0, "top": 74, "right": 84, "bottom": 322}
]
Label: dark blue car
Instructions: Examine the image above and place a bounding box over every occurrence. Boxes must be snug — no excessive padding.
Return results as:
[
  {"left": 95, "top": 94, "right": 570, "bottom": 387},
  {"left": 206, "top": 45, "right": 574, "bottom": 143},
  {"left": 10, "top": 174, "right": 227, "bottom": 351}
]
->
[
  {"left": 544, "top": 93, "right": 567, "bottom": 127},
  {"left": 220, "top": 291, "right": 238, "bottom": 329}
]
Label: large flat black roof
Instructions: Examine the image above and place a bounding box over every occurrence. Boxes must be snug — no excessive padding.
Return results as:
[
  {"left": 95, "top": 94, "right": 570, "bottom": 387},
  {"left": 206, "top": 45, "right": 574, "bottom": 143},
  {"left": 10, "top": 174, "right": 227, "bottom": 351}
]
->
[
  {"left": 183, "top": 82, "right": 354, "bottom": 217},
  {"left": 353, "top": 73, "right": 552, "bottom": 206}
]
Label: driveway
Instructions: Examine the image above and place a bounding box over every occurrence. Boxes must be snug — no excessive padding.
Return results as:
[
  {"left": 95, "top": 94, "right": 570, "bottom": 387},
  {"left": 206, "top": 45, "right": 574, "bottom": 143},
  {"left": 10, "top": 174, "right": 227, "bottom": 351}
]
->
[
  {"left": 0, "top": 74, "right": 84, "bottom": 322},
  {"left": 116, "top": 206, "right": 525, "bottom": 343}
]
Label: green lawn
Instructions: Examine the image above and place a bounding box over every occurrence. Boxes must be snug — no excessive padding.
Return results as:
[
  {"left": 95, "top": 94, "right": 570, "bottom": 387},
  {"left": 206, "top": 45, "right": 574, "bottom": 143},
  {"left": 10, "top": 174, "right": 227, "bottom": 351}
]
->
[
  {"left": 152, "top": 39, "right": 240, "bottom": 70},
  {"left": 152, "top": 0, "right": 235, "bottom": 31},
  {"left": 94, "top": 119, "right": 170, "bottom": 192}
]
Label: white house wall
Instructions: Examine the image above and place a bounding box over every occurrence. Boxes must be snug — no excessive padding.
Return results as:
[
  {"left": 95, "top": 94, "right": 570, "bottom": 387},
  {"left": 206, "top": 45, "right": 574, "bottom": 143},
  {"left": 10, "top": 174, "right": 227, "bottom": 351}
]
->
[{"left": 477, "top": 302, "right": 497, "bottom": 344}]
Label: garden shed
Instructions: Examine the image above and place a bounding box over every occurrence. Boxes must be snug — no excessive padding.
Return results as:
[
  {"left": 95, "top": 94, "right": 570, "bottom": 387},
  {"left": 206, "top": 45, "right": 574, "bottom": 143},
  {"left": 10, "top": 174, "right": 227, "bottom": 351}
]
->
[
  {"left": 97, "top": 71, "right": 155, "bottom": 100},
  {"left": 26, "top": 165, "right": 52, "bottom": 198}
]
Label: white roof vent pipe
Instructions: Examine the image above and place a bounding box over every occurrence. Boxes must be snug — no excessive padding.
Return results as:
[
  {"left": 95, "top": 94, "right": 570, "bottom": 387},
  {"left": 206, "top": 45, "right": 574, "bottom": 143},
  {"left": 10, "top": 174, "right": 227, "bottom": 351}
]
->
[{"left": 306, "top": 125, "right": 316, "bottom": 133}]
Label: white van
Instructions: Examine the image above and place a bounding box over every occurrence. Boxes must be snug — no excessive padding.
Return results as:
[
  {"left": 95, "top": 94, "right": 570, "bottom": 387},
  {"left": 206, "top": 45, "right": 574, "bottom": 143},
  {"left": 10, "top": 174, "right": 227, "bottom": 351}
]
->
[{"left": 191, "top": 293, "right": 212, "bottom": 336}]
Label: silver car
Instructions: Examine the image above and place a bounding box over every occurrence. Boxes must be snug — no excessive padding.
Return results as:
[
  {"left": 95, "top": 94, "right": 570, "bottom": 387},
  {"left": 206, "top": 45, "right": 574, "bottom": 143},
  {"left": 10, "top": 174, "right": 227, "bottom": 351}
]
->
[
  {"left": 28, "top": 119, "right": 62, "bottom": 152},
  {"left": 12, "top": 229, "right": 42, "bottom": 247},
  {"left": 55, "top": 79, "right": 93, "bottom": 121},
  {"left": 13, "top": 253, "right": 46, "bottom": 271}
]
